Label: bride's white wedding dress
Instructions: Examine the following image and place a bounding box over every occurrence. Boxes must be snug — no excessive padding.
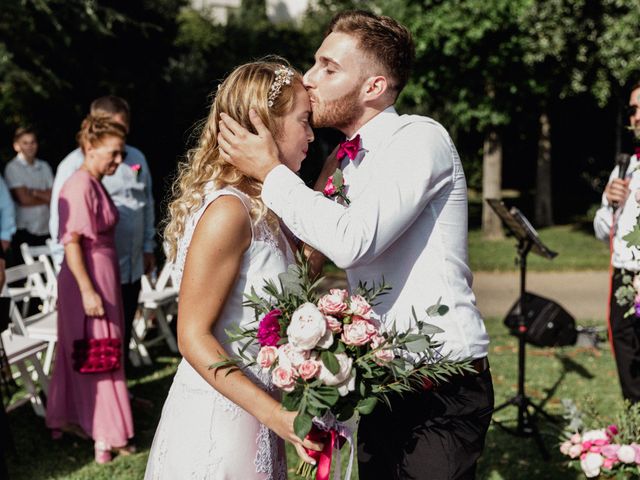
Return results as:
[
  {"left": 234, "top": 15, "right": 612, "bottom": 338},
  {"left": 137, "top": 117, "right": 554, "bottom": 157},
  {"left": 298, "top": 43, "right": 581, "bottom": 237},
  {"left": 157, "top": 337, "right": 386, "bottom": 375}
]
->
[{"left": 145, "top": 186, "right": 292, "bottom": 480}]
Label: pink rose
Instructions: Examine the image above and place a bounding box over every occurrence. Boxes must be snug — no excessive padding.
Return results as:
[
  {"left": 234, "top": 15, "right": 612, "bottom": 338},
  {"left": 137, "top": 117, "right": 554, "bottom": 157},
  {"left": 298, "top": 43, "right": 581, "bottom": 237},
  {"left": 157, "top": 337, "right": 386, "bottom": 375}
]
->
[
  {"left": 601, "top": 444, "right": 620, "bottom": 459},
  {"left": 349, "top": 295, "right": 372, "bottom": 318},
  {"left": 257, "top": 309, "right": 282, "bottom": 347},
  {"left": 602, "top": 457, "right": 616, "bottom": 470},
  {"left": 323, "top": 176, "right": 337, "bottom": 197},
  {"left": 569, "top": 443, "right": 583, "bottom": 458},
  {"left": 589, "top": 445, "right": 602, "bottom": 454},
  {"left": 606, "top": 424, "right": 618, "bottom": 437},
  {"left": 298, "top": 360, "right": 321, "bottom": 380},
  {"left": 342, "top": 318, "right": 377, "bottom": 346},
  {"left": 272, "top": 366, "right": 297, "bottom": 392},
  {"left": 571, "top": 433, "right": 582, "bottom": 444},
  {"left": 325, "top": 315, "right": 343, "bottom": 333},
  {"left": 318, "top": 290, "right": 349, "bottom": 316},
  {"left": 257, "top": 346, "right": 278, "bottom": 370},
  {"left": 374, "top": 347, "right": 394, "bottom": 365},
  {"left": 560, "top": 441, "right": 572, "bottom": 456},
  {"left": 277, "top": 344, "right": 309, "bottom": 369}
]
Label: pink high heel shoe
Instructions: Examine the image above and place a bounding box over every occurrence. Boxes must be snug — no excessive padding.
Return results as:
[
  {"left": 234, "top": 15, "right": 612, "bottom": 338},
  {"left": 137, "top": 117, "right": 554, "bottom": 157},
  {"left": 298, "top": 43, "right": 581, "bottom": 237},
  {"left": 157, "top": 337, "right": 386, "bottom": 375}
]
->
[{"left": 94, "top": 441, "right": 113, "bottom": 464}]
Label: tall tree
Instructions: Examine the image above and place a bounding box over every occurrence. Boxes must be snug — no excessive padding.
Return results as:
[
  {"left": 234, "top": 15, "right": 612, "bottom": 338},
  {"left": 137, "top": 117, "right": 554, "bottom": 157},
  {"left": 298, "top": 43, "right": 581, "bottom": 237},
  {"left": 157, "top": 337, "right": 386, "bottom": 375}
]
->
[{"left": 383, "top": 0, "right": 531, "bottom": 238}]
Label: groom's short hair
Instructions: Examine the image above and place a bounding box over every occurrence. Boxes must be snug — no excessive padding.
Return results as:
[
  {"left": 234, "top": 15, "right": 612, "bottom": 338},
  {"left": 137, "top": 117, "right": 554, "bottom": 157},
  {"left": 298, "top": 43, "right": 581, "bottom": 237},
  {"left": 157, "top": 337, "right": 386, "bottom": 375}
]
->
[{"left": 327, "top": 11, "right": 415, "bottom": 99}]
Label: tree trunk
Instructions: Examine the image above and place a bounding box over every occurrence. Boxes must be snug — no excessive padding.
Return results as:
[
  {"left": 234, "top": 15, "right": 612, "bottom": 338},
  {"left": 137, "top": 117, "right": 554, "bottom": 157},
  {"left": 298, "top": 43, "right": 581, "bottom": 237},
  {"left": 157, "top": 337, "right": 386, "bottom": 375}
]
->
[
  {"left": 535, "top": 111, "right": 553, "bottom": 227},
  {"left": 482, "top": 129, "right": 504, "bottom": 239}
]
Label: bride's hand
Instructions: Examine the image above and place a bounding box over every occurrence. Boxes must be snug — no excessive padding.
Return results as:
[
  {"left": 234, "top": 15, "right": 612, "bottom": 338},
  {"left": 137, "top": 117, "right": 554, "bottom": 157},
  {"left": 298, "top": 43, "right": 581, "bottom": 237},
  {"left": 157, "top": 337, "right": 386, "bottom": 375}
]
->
[
  {"left": 266, "top": 405, "right": 324, "bottom": 464},
  {"left": 314, "top": 145, "right": 340, "bottom": 192}
]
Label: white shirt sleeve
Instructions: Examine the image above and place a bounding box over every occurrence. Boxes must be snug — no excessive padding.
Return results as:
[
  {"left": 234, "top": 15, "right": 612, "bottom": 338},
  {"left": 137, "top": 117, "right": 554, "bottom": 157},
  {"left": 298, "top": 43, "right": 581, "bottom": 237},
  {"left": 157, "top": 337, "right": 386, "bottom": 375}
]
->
[
  {"left": 4, "top": 161, "right": 24, "bottom": 189},
  {"left": 262, "top": 122, "right": 453, "bottom": 268},
  {"left": 593, "top": 166, "right": 617, "bottom": 243}
]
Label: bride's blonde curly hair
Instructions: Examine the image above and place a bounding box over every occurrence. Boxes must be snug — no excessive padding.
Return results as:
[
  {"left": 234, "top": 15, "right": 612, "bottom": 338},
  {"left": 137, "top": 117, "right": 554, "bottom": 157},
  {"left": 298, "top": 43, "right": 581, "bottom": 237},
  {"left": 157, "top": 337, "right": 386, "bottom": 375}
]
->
[{"left": 164, "top": 59, "right": 303, "bottom": 261}]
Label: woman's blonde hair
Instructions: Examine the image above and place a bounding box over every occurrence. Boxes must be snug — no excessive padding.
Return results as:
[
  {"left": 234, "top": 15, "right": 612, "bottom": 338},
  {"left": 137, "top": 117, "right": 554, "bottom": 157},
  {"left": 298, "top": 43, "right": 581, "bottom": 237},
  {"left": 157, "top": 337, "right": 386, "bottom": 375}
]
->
[
  {"left": 76, "top": 114, "right": 127, "bottom": 152},
  {"left": 164, "top": 59, "right": 303, "bottom": 261}
]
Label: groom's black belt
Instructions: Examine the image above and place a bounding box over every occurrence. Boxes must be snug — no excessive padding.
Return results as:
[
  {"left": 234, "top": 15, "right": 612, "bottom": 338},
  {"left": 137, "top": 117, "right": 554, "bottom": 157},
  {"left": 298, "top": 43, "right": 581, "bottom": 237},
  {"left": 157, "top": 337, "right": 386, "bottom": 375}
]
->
[
  {"left": 422, "top": 357, "right": 489, "bottom": 391},
  {"left": 470, "top": 356, "right": 490, "bottom": 374}
]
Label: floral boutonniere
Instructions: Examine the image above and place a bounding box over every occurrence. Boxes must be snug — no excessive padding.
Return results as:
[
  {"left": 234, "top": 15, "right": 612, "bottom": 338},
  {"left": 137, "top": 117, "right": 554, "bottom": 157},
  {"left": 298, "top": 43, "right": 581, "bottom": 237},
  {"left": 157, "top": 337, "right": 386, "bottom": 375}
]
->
[
  {"left": 130, "top": 163, "right": 141, "bottom": 178},
  {"left": 323, "top": 168, "right": 350, "bottom": 205},
  {"left": 615, "top": 270, "right": 640, "bottom": 318}
]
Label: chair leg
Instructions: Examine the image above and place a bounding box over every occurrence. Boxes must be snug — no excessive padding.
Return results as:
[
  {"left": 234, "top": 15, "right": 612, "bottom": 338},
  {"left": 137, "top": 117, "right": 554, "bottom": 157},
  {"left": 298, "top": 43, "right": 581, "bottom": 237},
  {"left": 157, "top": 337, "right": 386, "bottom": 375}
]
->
[
  {"left": 42, "top": 342, "right": 55, "bottom": 375},
  {"left": 28, "top": 354, "right": 49, "bottom": 396},
  {"left": 15, "top": 361, "right": 45, "bottom": 417},
  {"left": 156, "top": 309, "right": 178, "bottom": 353}
]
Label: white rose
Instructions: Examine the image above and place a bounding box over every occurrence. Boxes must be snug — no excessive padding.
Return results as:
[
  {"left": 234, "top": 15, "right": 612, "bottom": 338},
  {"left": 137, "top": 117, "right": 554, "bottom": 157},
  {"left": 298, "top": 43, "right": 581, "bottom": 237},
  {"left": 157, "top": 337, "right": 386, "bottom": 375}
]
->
[
  {"left": 582, "top": 429, "right": 608, "bottom": 442},
  {"left": 580, "top": 453, "right": 603, "bottom": 478},
  {"left": 287, "top": 303, "right": 328, "bottom": 350},
  {"left": 617, "top": 445, "right": 636, "bottom": 464},
  {"left": 318, "top": 352, "right": 355, "bottom": 396}
]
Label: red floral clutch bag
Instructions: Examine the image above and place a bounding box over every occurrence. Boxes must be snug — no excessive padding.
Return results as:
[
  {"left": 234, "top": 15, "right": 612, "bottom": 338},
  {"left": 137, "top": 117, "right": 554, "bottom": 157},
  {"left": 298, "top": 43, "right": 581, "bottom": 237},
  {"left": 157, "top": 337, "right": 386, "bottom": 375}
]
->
[{"left": 72, "top": 316, "right": 121, "bottom": 374}]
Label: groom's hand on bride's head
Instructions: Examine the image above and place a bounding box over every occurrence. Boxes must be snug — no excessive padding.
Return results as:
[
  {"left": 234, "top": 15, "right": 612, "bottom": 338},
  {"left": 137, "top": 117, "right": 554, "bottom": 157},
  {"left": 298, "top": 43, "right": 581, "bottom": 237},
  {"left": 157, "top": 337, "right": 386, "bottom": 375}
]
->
[{"left": 218, "top": 110, "right": 281, "bottom": 182}]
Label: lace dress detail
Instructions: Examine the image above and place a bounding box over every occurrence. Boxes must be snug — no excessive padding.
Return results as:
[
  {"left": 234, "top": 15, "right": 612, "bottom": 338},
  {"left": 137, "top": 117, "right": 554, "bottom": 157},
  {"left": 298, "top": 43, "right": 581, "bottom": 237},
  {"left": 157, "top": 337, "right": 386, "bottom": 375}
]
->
[{"left": 145, "top": 186, "right": 291, "bottom": 480}]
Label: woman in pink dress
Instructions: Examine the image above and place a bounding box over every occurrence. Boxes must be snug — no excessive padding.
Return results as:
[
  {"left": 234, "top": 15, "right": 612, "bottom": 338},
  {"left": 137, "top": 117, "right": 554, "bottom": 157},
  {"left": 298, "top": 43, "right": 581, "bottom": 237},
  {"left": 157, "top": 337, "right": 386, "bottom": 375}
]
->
[{"left": 46, "top": 114, "right": 134, "bottom": 463}]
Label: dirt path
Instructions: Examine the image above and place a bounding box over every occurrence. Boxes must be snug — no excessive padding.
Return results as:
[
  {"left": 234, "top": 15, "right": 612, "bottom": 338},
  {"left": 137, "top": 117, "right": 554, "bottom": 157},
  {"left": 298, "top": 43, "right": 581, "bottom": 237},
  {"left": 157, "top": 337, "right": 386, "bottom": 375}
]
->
[
  {"left": 472, "top": 270, "right": 610, "bottom": 321},
  {"left": 324, "top": 270, "right": 611, "bottom": 322}
]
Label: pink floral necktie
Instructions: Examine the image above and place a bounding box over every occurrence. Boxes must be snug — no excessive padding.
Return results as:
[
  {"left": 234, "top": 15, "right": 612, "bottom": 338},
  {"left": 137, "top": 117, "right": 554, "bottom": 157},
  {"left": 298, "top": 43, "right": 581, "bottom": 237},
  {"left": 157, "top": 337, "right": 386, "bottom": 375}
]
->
[{"left": 336, "top": 134, "right": 361, "bottom": 161}]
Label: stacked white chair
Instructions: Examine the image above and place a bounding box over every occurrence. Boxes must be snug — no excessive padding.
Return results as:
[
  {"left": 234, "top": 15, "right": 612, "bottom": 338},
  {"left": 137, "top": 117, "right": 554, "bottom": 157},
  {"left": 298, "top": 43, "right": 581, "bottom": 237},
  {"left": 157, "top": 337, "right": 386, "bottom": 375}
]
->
[
  {"left": 5, "top": 262, "right": 58, "bottom": 375},
  {"left": 1, "top": 329, "right": 49, "bottom": 417},
  {"left": 132, "top": 261, "right": 179, "bottom": 366}
]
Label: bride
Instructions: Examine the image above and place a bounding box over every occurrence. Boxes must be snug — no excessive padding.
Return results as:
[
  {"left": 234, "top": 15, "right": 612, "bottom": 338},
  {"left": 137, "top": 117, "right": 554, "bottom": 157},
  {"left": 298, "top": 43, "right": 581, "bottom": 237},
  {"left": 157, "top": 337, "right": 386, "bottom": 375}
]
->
[{"left": 145, "top": 60, "right": 323, "bottom": 479}]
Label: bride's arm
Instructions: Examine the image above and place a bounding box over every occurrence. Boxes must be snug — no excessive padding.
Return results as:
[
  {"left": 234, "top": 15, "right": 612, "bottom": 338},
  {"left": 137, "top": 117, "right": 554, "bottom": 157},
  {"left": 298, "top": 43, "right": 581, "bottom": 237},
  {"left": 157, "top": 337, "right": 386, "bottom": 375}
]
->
[{"left": 177, "top": 195, "right": 321, "bottom": 464}]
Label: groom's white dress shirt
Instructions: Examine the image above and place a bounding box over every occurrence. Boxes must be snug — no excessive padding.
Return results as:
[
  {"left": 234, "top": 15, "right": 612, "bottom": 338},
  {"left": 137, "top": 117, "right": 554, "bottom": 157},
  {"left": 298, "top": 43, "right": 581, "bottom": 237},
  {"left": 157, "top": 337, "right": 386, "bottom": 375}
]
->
[
  {"left": 262, "top": 106, "right": 489, "bottom": 362},
  {"left": 593, "top": 154, "right": 640, "bottom": 271}
]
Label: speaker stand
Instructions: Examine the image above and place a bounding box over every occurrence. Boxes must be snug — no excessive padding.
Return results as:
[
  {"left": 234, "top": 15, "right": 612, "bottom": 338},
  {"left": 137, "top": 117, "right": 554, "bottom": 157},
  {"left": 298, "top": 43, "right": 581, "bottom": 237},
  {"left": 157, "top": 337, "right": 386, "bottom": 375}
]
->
[{"left": 491, "top": 238, "right": 555, "bottom": 459}]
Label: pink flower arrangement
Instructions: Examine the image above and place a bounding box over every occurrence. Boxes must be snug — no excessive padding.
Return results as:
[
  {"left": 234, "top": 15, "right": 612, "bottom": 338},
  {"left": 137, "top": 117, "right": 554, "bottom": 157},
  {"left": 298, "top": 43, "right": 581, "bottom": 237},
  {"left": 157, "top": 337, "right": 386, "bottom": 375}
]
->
[{"left": 560, "top": 425, "right": 640, "bottom": 477}]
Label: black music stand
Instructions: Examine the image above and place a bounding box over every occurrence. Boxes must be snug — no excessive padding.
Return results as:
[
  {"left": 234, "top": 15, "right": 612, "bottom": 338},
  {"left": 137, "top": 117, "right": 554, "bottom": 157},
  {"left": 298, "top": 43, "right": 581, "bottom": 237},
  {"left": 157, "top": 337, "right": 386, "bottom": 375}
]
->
[{"left": 486, "top": 199, "right": 557, "bottom": 459}]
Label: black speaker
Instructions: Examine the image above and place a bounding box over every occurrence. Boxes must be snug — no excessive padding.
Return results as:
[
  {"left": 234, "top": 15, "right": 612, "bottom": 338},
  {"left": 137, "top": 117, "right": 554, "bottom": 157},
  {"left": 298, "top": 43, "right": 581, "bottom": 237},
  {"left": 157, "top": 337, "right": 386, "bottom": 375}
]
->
[{"left": 504, "top": 292, "right": 577, "bottom": 347}]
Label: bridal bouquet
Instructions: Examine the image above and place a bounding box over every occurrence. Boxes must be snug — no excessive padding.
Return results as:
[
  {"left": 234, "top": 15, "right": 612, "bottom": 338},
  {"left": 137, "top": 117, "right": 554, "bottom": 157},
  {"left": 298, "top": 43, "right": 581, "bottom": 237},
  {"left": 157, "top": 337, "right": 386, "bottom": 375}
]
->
[
  {"left": 211, "top": 253, "right": 472, "bottom": 479},
  {"left": 560, "top": 399, "right": 640, "bottom": 478}
]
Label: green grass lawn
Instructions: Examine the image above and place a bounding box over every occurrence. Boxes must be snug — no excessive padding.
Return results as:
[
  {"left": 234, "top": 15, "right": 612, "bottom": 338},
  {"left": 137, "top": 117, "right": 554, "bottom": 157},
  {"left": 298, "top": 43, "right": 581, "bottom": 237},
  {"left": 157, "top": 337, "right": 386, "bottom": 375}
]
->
[
  {"left": 5, "top": 317, "right": 622, "bottom": 479},
  {"left": 468, "top": 224, "right": 611, "bottom": 272}
]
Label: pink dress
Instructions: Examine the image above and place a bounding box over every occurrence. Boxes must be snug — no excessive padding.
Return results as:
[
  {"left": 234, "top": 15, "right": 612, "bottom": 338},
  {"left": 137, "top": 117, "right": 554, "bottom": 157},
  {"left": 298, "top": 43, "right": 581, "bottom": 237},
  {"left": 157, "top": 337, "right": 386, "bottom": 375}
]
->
[{"left": 46, "top": 169, "right": 133, "bottom": 448}]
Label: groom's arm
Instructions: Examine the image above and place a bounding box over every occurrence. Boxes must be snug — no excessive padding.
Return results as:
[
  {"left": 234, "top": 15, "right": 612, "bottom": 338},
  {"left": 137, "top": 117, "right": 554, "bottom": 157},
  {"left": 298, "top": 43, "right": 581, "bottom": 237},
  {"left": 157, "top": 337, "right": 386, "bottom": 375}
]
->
[{"left": 220, "top": 113, "right": 454, "bottom": 269}]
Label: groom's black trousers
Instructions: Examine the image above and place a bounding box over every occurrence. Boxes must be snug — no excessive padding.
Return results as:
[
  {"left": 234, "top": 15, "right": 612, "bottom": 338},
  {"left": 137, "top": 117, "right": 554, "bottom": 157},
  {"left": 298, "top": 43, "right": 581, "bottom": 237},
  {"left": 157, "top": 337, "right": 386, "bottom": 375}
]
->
[{"left": 358, "top": 362, "right": 494, "bottom": 480}]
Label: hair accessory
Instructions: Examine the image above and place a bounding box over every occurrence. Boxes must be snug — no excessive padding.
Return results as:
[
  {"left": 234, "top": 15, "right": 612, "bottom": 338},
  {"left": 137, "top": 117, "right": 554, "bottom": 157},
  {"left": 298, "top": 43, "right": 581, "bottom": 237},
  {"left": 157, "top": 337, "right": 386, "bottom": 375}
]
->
[{"left": 268, "top": 66, "right": 295, "bottom": 108}]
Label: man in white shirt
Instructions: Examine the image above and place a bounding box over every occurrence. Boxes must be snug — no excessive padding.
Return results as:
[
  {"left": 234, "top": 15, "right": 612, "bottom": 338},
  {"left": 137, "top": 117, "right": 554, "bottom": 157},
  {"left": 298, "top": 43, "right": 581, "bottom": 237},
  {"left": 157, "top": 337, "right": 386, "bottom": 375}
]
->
[
  {"left": 5, "top": 127, "right": 53, "bottom": 264},
  {"left": 219, "top": 10, "right": 492, "bottom": 479},
  {"left": 593, "top": 81, "right": 640, "bottom": 404}
]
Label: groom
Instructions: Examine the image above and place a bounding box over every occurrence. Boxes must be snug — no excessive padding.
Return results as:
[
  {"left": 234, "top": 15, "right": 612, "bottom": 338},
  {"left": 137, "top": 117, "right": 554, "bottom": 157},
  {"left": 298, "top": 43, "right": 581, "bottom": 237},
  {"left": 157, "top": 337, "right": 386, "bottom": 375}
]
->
[{"left": 219, "top": 10, "right": 493, "bottom": 480}]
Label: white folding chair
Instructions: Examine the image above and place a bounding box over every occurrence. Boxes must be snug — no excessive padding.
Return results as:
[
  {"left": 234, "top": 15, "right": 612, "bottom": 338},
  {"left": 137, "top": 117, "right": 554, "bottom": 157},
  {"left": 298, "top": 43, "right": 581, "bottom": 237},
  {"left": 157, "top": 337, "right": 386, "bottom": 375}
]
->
[
  {"left": 2, "top": 330, "right": 49, "bottom": 417},
  {"left": 5, "top": 262, "right": 58, "bottom": 374},
  {"left": 12, "top": 242, "right": 58, "bottom": 315},
  {"left": 132, "top": 262, "right": 179, "bottom": 365}
]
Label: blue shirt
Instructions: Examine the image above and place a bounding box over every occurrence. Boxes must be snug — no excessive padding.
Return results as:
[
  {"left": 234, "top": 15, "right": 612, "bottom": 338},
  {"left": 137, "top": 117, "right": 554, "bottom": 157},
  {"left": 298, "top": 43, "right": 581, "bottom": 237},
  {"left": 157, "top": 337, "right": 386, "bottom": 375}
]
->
[
  {"left": 0, "top": 175, "right": 16, "bottom": 242},
  {"left": 49, "top": 145, "right": 155, "bottom": 283}
]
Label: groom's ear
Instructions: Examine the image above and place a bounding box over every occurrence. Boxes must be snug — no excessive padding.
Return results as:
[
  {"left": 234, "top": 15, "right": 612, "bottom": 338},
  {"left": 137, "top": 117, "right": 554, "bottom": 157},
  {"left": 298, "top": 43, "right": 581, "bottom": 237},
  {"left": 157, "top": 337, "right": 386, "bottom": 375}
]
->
[{"left": 363, "top": 75, "right": 389, "bottom": 102}]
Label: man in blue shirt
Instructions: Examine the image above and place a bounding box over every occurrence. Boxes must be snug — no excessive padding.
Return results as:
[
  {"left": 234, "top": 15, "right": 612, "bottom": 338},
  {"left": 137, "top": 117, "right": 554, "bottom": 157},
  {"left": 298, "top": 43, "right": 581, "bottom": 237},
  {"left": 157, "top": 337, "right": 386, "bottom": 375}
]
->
[
  {"left": 0, "top": 175, "right": 16, "bottom": 258},
  {"left": 49, "top": 96, "right": 156, "bottom": 372}
]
